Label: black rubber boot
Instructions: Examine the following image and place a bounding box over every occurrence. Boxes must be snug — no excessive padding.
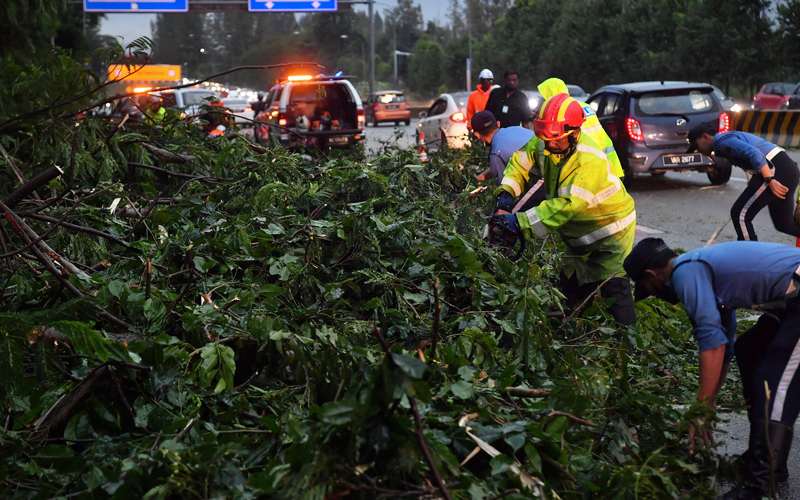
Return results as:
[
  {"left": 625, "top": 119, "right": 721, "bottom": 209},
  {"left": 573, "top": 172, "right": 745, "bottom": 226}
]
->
[
  {"left": 718, "top": 421, "right": 771, "bottom": 500},
  {"left": 768, "top": 420, "right": 792, "bottom": 484}
]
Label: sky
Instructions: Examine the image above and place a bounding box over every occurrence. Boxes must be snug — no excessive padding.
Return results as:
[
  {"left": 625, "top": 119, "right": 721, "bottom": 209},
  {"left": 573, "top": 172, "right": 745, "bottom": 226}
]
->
[{"left": 98, "top": 0, "right": 452, "bottom": 46}]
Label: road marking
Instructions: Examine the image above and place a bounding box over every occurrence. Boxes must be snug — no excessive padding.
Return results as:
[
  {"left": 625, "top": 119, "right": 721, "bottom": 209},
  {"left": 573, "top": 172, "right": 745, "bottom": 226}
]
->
[
  {"left": 730, "top": 176, "right": 747, "bottom": 183},
  {"left": 635, "top": 224, "right": 664, "bottom": 234}
]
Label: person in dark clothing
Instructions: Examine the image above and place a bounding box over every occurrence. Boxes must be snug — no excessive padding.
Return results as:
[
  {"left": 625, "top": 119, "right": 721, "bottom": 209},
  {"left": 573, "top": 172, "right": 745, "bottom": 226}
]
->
[
  {"left": 484, "top": 69, "right": 532, "bottom": 129},
  {"left": 687, "top": 123, "right": 800, "bottom": 241},
  {"left": 625, "top": 238, "right": 800, "bottom": 499}
]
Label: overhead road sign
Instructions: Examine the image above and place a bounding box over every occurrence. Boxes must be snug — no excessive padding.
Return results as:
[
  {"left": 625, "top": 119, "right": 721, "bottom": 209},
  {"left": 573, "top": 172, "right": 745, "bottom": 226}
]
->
[
  {"left": 83, "top": 0, "right": 188, "bottom": 12},
  {"left": 248, "top": 0, "right": 337, "bottom": 12}
]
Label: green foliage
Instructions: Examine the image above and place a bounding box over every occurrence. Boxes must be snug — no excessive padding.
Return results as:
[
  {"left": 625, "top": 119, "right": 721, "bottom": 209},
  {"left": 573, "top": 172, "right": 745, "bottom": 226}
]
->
[{"left": 0, "top": 50, "right": 741, "bottom": 500}]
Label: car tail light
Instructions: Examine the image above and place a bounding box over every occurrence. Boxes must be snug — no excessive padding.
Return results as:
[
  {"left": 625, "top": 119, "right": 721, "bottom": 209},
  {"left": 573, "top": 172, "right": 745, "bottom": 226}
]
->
[
  {"left": 357, "top": 109, "right": 365, "bottom": 130},
  {"left": 626, "top": 117, "right": 643, "bottom": 142},
  {"left": 373, "top": 103, "right": 380, "bottom": 111},
  {"left": 404, "top": 102, "right": 410, "bottom": 110},
  {"left": 450, "top": 111, "right": 467, "bottom": 123},
  {"left": 244, "top": 107, "right": 252, "bottom": 113},
  {"left": 718, "top": 112, "right": 731, "bottom": 133},
  {"left": 278, "top": 113, "right": 287, "bottom": 127}
]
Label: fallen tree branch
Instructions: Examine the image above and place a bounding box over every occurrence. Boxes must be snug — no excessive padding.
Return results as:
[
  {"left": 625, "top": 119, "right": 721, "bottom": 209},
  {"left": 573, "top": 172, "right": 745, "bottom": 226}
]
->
[
  {"left": 31, "top": 365, "right": 108, "bottom": 437},
  {"left": 371, "top": 324, "right": 452, "bottom": 500},
  {"left": 127, "top": 161, "right": 217, "bottom": 181},
  {"left": 1, "top": 165, "right": 63, "bottom": 212},
  {"left": 547, "top": 410, "right": 598, "bottom": 428},
  {"left": 139, "top": 142, "right": 197, "bottom": 164},
  {"left": 505, "top": 387, "right": 551, "bottom": 398},
  {"left": 18, "top": 212, "right": 127, "bottom": 246}
]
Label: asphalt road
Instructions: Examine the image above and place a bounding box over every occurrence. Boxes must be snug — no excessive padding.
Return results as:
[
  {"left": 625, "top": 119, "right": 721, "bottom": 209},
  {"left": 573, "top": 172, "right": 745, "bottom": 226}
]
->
[{"left": 366, "top": 121, "right": 800, "bottom": 497}]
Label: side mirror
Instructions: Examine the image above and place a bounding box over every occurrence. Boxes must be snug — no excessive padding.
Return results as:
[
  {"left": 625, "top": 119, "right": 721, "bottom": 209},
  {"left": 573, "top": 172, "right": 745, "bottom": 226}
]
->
[{"left": 418, "top": 111, "right": 428, "bottom": 118}]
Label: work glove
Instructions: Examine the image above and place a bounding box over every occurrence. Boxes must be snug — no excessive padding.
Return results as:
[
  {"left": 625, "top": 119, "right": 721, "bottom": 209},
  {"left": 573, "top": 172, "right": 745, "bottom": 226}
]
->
[
  {"left": 490, "top": 214, "right": 520, "bottom": 236},
  {"left": 496, "top": 191, "right": 515, "bottom": 213}
]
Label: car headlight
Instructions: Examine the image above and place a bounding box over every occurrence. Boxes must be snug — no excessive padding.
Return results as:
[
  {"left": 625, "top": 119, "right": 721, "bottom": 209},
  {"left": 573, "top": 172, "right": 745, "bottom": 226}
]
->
[
  {"left": 529, "top": 97, "right": 541, "bottom": 109},
  {"left": 730, "top": 103, "right": 742, "bottom": 113}
]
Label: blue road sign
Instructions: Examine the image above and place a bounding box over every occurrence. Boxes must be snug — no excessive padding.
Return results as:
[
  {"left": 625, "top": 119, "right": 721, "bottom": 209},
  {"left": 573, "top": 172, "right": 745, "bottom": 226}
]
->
[
  {"left": 248, "top": 0, "right": 337, "bottom": 12},
  {"left": 83, "top": 0, "right": 188, "bottom": 12}
]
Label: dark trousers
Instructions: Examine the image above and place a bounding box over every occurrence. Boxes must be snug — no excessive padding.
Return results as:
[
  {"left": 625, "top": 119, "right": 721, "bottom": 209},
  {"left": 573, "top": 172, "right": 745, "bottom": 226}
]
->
[
  {"left": 734, "top": 305, "right": 800, "bottom": 426},
  {"left": 559, "top": 271, "right": 636, "bottom": 326},
  {"left": 731, "top": 151, "right": 800, "bottom": 241}
]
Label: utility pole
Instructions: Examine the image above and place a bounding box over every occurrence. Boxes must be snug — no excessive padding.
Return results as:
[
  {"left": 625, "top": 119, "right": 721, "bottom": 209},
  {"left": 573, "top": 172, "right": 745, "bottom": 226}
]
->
[
  {"left": 369, "top": 0, "right": 375, "bottom": 94},
  {"left": 466, "top": 0, "right": 472, "bottom": 92}
]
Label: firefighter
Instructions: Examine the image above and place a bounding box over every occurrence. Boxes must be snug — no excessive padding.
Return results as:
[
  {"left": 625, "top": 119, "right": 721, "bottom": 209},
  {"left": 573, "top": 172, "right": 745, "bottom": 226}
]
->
[
  {"left": 538, "top": 78, "right": 624, "bottom": 179},
  {"left": 492, "top": 93, "right": 637, "bottom": 325}
]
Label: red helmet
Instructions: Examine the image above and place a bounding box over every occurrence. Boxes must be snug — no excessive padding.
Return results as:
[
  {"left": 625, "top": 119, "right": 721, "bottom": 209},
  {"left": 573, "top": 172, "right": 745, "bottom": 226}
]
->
[{"left": 533, "top": 93, "right": 586, "bottom": 141}]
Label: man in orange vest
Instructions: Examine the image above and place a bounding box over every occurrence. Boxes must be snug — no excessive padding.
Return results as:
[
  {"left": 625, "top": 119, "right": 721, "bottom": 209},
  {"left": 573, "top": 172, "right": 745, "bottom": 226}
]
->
[{"left": 467, "top": 69, "right": 494, "bottom": 131}]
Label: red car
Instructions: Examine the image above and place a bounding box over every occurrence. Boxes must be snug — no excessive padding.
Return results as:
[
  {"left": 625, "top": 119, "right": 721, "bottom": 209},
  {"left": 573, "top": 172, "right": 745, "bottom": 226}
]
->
[{"left": 751, "top": 82, "right": 799, "bottom": 110}]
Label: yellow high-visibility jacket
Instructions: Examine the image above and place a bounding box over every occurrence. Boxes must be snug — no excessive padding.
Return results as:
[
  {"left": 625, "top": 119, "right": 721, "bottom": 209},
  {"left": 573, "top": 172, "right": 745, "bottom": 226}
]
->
[
  {"left": 507, "top": 132, "right": 637, "bottom": 284},
  {"left": 538, "top": 78, "right": 625, "bottom": 179}
]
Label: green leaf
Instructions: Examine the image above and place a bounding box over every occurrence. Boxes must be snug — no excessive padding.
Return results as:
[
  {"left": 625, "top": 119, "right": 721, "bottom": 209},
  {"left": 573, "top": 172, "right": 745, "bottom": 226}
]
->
[
  {"left": 318, "top": 399, "right": 360, "bottom": 425},
  {"left": 450, "top": 380, "right": 474, "bottom": 399},
  {"left": 391, "top": 353, "right": 427, "bottom": 379}
]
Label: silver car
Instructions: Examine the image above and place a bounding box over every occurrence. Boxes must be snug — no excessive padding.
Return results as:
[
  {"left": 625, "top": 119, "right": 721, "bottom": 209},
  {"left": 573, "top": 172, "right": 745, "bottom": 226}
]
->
[
  {"left": 416, "top": 92, "right": 470, "bottom": 151},
  {"left": 221, "top": 97, "right": 255, "bottom": 127}
]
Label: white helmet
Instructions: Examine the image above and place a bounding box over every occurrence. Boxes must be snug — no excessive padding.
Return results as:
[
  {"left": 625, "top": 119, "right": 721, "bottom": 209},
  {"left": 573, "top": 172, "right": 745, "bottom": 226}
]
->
[{"left": 478, "top": 69, "right": 494, "bottom": 80}]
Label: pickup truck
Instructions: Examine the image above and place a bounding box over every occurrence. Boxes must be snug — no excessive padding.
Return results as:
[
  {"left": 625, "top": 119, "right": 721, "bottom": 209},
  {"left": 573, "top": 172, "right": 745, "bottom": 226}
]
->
[{"left": 255, "top": 75, "right": 365, "bottom": 150}]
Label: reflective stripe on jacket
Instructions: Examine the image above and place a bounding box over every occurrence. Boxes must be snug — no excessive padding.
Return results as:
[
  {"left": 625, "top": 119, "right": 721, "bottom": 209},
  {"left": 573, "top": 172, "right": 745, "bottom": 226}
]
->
[
  {"left": 494, "top": 135, "right": 542, "bottom": 197},
  {"left": 515, "top": 133, "right": 636, "bottom": 284},
  {"left": 538, "top": 78, "right": 624, "bottom": 179}
]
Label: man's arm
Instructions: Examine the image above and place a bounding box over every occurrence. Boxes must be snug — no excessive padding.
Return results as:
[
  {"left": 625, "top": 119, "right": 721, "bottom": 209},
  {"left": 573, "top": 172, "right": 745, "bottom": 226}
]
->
[{"left": 697, "top": 344, "right": 728, "bottom": 405}]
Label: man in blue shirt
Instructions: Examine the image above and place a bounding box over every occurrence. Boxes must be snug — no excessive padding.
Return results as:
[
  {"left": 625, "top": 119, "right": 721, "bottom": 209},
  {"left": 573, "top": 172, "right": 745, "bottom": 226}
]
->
[
  {"left": 687, "top": 124, "right": 800, "bottom": 241},
  {"left": 471, "top": 110, "right": 544, "bottom": 213},
  {"left": 624, "top": 238, "right": 800, "bottom": 499}
]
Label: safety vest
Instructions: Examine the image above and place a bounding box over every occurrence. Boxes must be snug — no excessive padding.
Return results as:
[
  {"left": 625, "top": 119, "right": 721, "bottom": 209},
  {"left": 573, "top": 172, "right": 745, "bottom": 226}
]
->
[
  {"left": 145, "top": 107, "right": 166, "bottom": 125},
  {"left": 514, "top": 133, "right": 636, "bottom": 284},
  {"left": 538, "top": 78, "right": 624, "bottom": 179}
]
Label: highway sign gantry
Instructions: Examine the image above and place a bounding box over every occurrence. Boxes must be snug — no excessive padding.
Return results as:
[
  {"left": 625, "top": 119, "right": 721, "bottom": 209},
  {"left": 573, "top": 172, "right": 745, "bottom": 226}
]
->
[
  {"left": 248, "top": 0, "right": 337, "bottom": 12},
  {"left": 83, "top": 0, "right": 188, "bottom": 12}
]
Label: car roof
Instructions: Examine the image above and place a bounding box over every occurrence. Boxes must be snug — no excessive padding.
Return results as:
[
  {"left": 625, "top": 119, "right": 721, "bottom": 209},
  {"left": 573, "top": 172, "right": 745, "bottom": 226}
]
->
[
  {"left": 372, "top": 90, "right": 403, "bottom": 95},
  {"left": 596, "top": 81, "right": 714, "bottom": 93}
]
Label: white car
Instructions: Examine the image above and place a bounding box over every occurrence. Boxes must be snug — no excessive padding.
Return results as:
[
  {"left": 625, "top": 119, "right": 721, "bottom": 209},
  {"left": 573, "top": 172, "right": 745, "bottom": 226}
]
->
[
  {"left": 221, "top": 97, "right": 255, "bottom": 127},
  {"left": 416, "top": 92, "right": 471, "bottom": 151}
]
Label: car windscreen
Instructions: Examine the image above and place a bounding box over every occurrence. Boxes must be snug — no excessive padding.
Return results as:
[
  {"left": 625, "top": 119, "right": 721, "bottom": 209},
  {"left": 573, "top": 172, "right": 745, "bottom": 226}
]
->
[
  {"left": 376, "top": 93, "right": 406, "bottom": 103},
  {"left": 183, "top": 91, "right": 218, "bottom": 106},
  {"left": 633, "top": 89, "right": 718, "bottom": 116},
  {"left": 451, "top": 92, "right": 470, "bottom": 108},
  {"left": 779, "top": 82, "right": 797, "bottom": 95}
]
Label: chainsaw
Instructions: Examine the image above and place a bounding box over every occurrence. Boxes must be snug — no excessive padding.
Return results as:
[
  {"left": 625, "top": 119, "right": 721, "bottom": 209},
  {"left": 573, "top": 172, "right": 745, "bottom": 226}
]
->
[{"left": 485, "top": 211, "right": 526, "bottom": 261}]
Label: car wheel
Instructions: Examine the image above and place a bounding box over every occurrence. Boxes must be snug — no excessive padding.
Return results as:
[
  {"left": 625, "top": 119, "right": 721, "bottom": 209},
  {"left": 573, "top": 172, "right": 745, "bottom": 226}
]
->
[
  {"left": 372, "top": 116, "right": 379, "bottom": 127},
  {"left": 404, "top": 119, "right": 410, "bottom": 126},
  {"left": 780, "top": 102, "right": 789, "bottom": 110},
  {"left": 395, "top": 121, "right": 400, "bottom": 126},
  {"left": 707, "top": 163, "right": 732, "bottom": 185}
]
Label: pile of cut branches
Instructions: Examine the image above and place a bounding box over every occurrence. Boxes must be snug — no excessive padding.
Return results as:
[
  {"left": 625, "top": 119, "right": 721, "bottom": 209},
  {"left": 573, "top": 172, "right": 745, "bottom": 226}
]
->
[{"left": 0, "top": 45, "right": 737, "bottom": 500}]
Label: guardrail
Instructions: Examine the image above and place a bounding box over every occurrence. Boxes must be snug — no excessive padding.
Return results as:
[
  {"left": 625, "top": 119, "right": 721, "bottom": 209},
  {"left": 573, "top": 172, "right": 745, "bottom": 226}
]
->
[{"left": 732, "top": 110, "right": 800, "bottom": 147}]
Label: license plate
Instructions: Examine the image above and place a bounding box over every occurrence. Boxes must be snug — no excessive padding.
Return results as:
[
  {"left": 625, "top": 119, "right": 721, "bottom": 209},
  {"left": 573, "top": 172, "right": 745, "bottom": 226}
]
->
[
  {"left": 387, "top": 105, "right": 399, "bottom": 109},
  {"left": 328, "top": 136, "right": 349, "bottom": 145},
  {"left": 662, "top": 153, "right": 702, "bottom": 166}
]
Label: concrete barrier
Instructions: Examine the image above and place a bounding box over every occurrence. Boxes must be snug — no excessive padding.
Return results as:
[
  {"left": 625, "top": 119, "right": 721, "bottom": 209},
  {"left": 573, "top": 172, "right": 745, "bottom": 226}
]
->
[{"left": 732, "top": 110, "right": 800, "bottom": 147}]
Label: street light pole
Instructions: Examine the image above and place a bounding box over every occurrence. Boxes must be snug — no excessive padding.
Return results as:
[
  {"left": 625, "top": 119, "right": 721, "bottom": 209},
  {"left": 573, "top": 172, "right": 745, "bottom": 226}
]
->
[
  {"left": 341, "top": 34, "right": 366, "bottom": 81},
  {"left": 369, "top": 0, "right": 375, "bottom": 94}
]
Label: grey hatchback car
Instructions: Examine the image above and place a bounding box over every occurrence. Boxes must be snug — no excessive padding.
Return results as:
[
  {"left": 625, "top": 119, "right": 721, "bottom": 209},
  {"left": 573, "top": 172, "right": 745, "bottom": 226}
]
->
[{"left": 585, "top": 81, "right": 733, "bottom": 184}]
